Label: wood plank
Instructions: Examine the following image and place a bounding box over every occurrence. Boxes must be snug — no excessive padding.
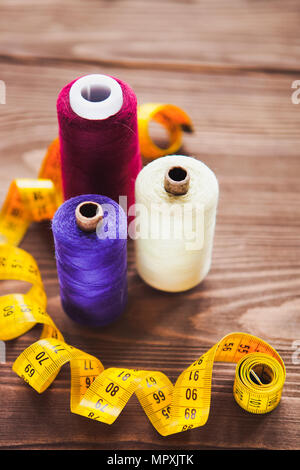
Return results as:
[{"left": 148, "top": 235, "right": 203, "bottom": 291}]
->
[
  {"left": 0, "top": 0, "right": 300, "bottom": 72},
  {"left": 0, "top": 61, "right": 299, "bottom": 449}
]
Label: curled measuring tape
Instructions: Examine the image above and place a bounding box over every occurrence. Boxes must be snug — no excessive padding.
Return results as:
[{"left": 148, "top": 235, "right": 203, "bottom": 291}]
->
[
  {"left": 138, "top": 103, "right": 193, "bottom": 160},
  {"left": 0, "top": 244, "right": 286, "bottom": 436},
  {"left": 0, "top": 137, "right": 62, "bottom": 247}
]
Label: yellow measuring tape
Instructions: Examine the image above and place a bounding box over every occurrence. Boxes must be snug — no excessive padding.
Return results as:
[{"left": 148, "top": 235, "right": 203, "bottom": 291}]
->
[
  {"left": 0, "top": 244, "right": 286, "bottom": 435},
  {"left": 0, "top": 107, "right": 285, "bottom": 435},
  {"left": 0, "top": 138, "right": 62, "bottom": 247},
  {"left": 138, "top": 103, "right": 193, "bottom": 160}
]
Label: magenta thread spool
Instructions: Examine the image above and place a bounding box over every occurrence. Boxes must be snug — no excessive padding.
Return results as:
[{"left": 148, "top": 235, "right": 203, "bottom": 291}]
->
[
  {"left": 57, "top": 74, "right": 142, "bottom": 212},
  {"left": 52, "top": 194, "right": 128, "bottom": 327}
]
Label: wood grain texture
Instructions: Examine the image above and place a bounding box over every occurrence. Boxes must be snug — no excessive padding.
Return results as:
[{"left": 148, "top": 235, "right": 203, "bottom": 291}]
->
[
  {"left": 0, "top": 0, "right": 299, "bottom": 450},
  {"left": 1, "top": 0, "right": 300, "bottom": 72}
]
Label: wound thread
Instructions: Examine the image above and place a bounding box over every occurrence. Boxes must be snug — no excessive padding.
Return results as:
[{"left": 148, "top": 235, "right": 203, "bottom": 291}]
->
[
  {"left": 134, "top": 155, "right": 219, "bottom": 292},
  {"left": 52, "top": 194, "right": 127, "bottom": 327},
  {"left": 57, "top": 74, "right": 142, "bottom": 211}
]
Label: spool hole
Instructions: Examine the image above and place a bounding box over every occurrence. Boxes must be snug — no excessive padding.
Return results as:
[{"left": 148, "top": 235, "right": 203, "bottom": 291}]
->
[
  {"left": 168, "top": 166, "right": 188, "bottom": 182},
  {"left": 250, "top": 364, "right": 274, "bottom": 385},
  {"left": 81, "top": 84, "right": 111, "bottom": 102},
  {"left": 79, "top": 202, "right": 100, "bottom": 219}
]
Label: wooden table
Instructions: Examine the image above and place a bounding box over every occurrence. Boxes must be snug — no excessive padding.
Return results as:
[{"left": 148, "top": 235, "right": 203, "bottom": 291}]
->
[{"left": 0, "top": 0, "right": 299, "bottom": 450}]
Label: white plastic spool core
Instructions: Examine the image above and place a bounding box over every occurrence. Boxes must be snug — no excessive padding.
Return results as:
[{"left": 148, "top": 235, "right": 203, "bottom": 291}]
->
[{"left": 69, "top": 74, "right": 123, "bottom": 120}]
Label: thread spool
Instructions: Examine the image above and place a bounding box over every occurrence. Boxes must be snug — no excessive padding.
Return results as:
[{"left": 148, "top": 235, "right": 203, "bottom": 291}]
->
[
  {"left": 134, "top": 155, "right": 219, "bottom": 292},
  {"left": 52, "top": 194, "right": 127, "bottom": 327},
  {"left": 57, "top": 74, "right": 142, "bottom": 210}
]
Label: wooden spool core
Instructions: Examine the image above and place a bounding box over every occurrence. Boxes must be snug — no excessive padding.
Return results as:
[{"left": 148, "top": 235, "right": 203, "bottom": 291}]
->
[
  {"left": 75, "top": 201, "right": 103, "bottom": 232},
  {"left": 164, "top": 165, "right": 190, "bottom": 195}
]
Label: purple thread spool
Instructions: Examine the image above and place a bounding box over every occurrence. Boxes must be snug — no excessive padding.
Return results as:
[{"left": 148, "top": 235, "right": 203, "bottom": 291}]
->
[{"left": 52, "top": 194, "right": 127, "bottom": 327}]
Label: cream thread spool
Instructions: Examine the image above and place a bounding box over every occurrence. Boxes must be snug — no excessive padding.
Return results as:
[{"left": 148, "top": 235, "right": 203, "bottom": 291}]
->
[
  {"left": 134, "top": 155, "right": 219, "bottom": 292},
  {"left": 75, "top": 201, "right": 103, "bottom": 232}
]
